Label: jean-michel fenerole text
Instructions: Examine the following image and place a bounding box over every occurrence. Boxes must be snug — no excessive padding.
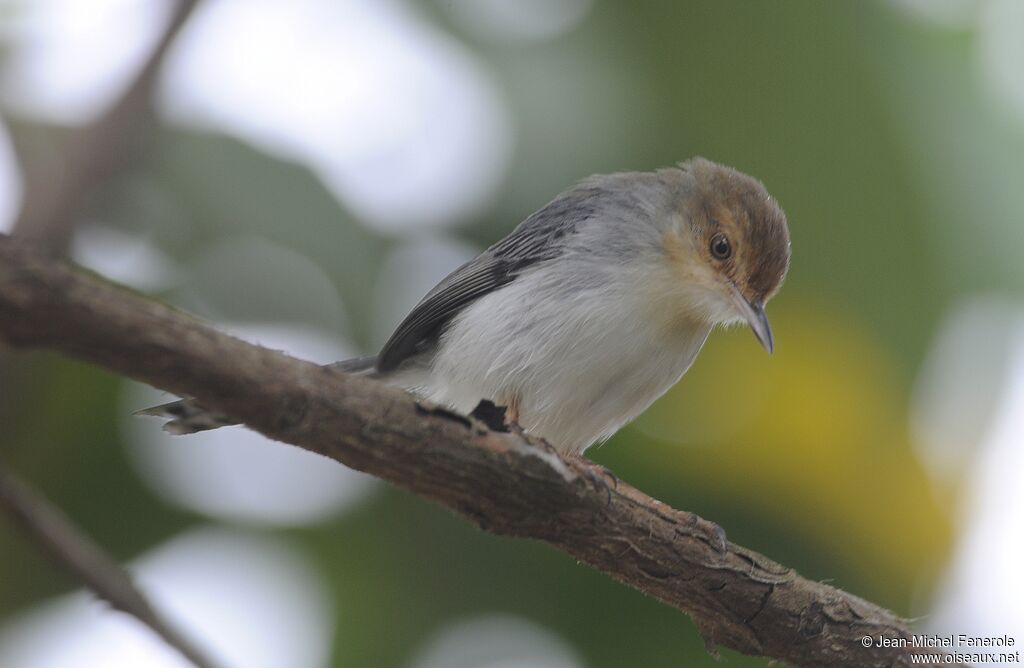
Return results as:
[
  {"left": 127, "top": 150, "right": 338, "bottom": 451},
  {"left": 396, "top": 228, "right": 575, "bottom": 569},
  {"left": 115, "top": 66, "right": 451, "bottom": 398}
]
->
[{"left": 872, "top": 634, "right": 1016, "bottom": 649}]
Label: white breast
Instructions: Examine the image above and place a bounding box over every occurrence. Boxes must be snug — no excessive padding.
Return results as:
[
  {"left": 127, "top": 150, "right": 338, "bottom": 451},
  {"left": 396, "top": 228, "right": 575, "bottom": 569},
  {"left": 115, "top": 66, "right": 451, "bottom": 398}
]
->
[{"left": 422, "top": 260, "right": 712, "bottom": 455}]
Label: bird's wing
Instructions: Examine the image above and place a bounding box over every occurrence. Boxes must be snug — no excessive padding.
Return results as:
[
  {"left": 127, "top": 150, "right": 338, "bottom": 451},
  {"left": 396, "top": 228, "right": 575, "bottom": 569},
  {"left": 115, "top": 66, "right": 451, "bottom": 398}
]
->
[
  {"left": 376, "top": 187, "right": 600, "bottom": 372},
  {"left": 376, "top": 254, "right": 523, "bottom": 372}
]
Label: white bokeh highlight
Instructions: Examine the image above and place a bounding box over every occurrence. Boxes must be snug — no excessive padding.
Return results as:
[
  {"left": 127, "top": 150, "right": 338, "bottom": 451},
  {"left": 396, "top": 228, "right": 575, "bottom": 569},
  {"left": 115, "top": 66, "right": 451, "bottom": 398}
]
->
[
  {"left": 928, "top": 312, "right": 1024, "bottom": 661},
  {"left": 978, "top": 0, "right": 1024, "bottom": 131},
  {"left": 888, "top": 0, "right": 983, "bottom": 30},
  {"left": 0, "top": 527, "right": 334, "bottom": 668},
  {"left": 408, "top": 615, "right": 583, "bottom": 668},
  {"left": 122, "top": 323, "right": 377, "bottom": 525},
  {"left": 160, "top": 0, "right": 513, "bottom": 233},
  {"left": 910, "top": 297, "right": 1017, "bottom": 485},
  {"left": 0, "top": 0, "right": 172, "bottom": 123},
  {"left": 443, "top": 0, "right": 593, "bottom": 43},
  {"left": 71, "top": 224, "right": 183, "bottom": 292},
  {"left": 0, "top": 121, "right": 21, "bottom": 233}
]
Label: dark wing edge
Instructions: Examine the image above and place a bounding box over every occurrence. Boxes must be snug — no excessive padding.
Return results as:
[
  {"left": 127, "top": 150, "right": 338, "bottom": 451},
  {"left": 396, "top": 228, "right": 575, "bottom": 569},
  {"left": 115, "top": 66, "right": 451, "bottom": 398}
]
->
[
  {"left": 376, "top": 185, "right": 601, "bottom": 373},
  {"left": 376, "top": 255, "right": 518, "bottom": 372}
]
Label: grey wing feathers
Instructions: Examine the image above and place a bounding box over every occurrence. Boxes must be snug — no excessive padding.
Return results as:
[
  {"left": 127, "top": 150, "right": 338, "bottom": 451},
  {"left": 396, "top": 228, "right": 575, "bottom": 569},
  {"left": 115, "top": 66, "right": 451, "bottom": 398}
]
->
[
  {"left": 376, "top": 256, "right": 519, "bottom": 371},
  {"left": 376, "top": 186, "right": 601, "bottom": 372}
]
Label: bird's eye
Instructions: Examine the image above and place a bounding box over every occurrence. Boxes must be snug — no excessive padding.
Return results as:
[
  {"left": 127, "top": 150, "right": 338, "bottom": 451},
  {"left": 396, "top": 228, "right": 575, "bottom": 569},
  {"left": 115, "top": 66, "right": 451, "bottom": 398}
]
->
[{"left": 710, "top": 234, "right": 731, "bottom": 260}]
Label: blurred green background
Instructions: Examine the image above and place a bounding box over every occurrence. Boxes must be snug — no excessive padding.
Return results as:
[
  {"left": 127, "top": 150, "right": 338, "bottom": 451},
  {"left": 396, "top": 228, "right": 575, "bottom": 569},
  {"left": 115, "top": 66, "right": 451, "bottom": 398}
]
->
[{"left": 2, "top": 1, "right": 1023, "bottom": 666}]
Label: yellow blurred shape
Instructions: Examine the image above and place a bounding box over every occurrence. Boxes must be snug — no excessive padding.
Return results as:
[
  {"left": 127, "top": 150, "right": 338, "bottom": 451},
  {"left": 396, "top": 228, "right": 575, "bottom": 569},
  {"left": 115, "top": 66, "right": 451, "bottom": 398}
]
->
[{"left": 636, "top": 300, "right": 951, "bottom": 587}]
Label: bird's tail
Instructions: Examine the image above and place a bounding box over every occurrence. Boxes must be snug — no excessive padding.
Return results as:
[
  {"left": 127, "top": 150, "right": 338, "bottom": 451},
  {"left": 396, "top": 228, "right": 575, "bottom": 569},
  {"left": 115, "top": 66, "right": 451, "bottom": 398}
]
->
[{"left": 136, "top": 356, "right": 380, "bottom": 435}]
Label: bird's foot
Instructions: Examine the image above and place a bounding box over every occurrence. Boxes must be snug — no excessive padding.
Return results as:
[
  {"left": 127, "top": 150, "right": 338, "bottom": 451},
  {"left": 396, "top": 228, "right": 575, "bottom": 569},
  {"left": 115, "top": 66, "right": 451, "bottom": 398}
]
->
[
  {"left": 565, "top": 454, "right": 619, "bottom": 506},
  {"left": 687, "top": 513, "right": 728, "bottom": 554},
  {"left": 468, "top": 399, "right": 559, "bottom": 456}
]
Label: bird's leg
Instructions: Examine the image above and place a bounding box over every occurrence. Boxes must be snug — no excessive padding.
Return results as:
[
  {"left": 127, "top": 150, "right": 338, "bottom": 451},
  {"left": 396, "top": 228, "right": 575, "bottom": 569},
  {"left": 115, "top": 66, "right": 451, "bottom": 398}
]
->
[
  {"left": 470, "top": 397, "right": 561, "bottom": 455},
  {"left": 490, "top": 397, "right": 562, "bottom": 457},
  {"left": 504, "top": 396, "right": 523, "bottom": 434}
]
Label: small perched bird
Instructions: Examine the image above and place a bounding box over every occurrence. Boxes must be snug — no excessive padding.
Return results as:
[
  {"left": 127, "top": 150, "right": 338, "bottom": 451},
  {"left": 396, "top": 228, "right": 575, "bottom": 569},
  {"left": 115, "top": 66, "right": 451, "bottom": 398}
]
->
[{"left": 141, "top": 158, "right": 790, "bottom": 455}]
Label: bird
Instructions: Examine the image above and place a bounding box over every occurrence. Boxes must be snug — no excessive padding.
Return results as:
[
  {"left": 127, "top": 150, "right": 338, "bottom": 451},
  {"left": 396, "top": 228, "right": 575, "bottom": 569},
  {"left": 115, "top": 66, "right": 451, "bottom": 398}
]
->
[{"left": 140, "top": 157, "right": 791, "bottom": 456}]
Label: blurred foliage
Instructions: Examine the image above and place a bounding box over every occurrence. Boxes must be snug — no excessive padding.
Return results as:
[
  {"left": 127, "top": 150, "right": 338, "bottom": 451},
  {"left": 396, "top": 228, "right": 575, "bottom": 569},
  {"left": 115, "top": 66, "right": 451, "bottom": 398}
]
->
[{"left": 4, "top": 0, "right": 1022, "bottom": 666}]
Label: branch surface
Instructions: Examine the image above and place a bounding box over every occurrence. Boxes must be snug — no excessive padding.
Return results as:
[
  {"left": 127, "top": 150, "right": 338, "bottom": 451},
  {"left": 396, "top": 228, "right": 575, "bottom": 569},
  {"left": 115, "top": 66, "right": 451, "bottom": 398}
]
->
[{"left": 0, "top": 235, "right": 953, "bottom": 668}]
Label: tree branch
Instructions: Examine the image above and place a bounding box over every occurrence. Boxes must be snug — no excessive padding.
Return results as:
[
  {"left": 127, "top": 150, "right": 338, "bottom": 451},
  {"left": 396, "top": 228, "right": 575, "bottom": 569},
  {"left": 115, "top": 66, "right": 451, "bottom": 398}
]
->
[
  {"left": 0, "top": 234, "right": 956, "bottom": 668},
  {"left": 0, "top": 463, "right": 223, "bottom": 668},
  {"left": 11, "top": 0, "right": 201, "bottom": 252}
]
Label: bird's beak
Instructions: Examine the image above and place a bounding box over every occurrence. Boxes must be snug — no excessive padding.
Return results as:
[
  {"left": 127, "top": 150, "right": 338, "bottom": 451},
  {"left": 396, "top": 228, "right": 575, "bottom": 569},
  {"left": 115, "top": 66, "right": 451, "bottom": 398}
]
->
[{"left": 730, "top": 285, "right": 774, "bottom": 354}]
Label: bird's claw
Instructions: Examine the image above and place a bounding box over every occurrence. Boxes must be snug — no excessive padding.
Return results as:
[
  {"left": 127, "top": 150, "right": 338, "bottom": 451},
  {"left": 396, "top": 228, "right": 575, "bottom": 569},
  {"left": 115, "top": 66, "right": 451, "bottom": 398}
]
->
[
  {"left": 564, "top": 455, "right": 618, "bottom": 506},
  {"left": 688, "top": 513, "right": 728, "bottom": 553}
]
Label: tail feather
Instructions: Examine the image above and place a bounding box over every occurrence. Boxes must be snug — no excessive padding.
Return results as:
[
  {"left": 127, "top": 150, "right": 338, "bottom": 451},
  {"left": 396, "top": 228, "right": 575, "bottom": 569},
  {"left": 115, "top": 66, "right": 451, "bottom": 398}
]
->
[
  {"left": 328, "top": 355, "right": 379, "bottom": 375},
  {"left": 135, "top": 399, "right": 237, "bottom": 434},
  {"left": 137, "top": 355, "right": 381, "bottom": 434}
]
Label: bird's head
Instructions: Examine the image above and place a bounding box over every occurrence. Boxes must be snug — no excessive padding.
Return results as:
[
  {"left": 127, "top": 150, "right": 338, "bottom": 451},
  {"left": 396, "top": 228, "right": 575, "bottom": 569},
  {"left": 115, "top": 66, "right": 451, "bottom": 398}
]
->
[{"left": 661, "top": 158, "right": 791, "bottom": 353}]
